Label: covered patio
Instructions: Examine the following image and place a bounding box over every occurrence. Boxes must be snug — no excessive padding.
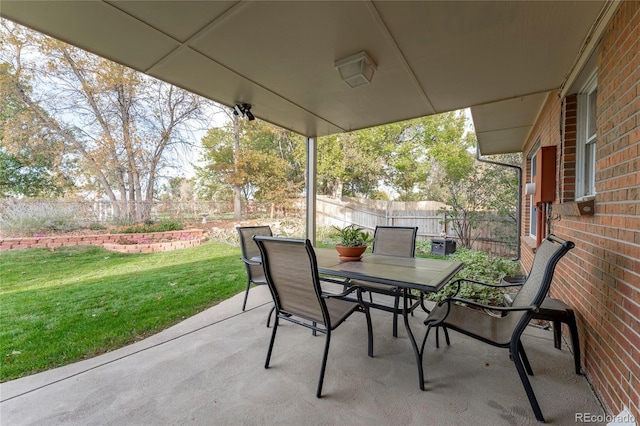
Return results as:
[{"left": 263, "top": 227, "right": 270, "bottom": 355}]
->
[
  {"left": 1, "top": 288, "right": 603, "bottom": 425},
  {"left": 2, "top": 1, "right": 637, "bottom": 422}
]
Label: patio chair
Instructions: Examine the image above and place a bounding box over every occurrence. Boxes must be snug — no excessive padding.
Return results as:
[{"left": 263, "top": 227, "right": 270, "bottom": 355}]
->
[
  {"left": 422, "top": 234, "right": 574, "bottom": 422},
  {"left": 237, "top": 226, "right": 272, "bottom": 312},
  {"left": 253, "top": 235, "right": 373, "bottom": 398},
  {"left": 351, "top": 226, "right": 418, "bottom": 337},
  {"left": 502, "top": 276, "right": 582, "bottom": 375}
]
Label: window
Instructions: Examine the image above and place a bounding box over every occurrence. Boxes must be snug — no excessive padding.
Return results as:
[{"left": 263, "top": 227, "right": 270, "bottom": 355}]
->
[
  {"left": 529, "top": 148, "right": 538, "bottom": 239},
  {"left": 576, "top": 74, "right": 597, "bottom": 199}
]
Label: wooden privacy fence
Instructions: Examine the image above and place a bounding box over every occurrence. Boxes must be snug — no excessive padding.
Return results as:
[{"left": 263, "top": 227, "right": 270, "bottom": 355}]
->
[
  {"left": 316, "top": 195, "right": 450, "bottom": 238},
  {"left": 316, "top": 196, "right": 517, "bottom": 256},
  {"left": 1, "top": 197, "right": 516, "bottom": 255}
]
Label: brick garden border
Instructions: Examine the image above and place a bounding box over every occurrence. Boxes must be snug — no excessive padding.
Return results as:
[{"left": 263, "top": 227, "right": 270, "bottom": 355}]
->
[{"left": 0, "top": 229, "right": 205, "bottom": 253}]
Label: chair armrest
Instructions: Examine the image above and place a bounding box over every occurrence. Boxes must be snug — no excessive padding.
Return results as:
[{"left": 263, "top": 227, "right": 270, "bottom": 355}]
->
[
  {"left": 447, "top": 296, "right": 537, "bottom": 313},
  {"left": 322, "top": 284, "right": 367, "bottom": 306},
  {"left": 319, "top": 277, "right": 349, "bottom": 285},
  {"left": 447, "top": 278, "right": 524, "bottom": 298},
  {"left": 241, "top": 256, "right": 261, "bottom": 266},
  {"left": 451, "top": 278, "right": 523, "bottom": 289},
  {"left": 322, "top": 284, "right": 362, "bottom": 299}
]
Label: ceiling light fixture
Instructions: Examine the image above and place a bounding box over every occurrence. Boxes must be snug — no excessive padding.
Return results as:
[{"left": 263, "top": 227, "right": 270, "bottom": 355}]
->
[
  {"left": 233, "top": 103, "right": 255, "bottom": 121},
  {"left": 334, "top": 51, "right": 377, "bottom": 88}
]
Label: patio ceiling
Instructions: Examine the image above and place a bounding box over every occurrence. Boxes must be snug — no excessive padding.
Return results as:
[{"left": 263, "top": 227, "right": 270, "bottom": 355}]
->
[{"left": 1, "top": 1, "right": 608, "bottom": 155}]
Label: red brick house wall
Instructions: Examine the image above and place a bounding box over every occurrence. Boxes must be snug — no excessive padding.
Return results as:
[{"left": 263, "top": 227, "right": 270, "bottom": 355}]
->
[{"left": 519, "top": 1, "right": 639, "bottom": 420}]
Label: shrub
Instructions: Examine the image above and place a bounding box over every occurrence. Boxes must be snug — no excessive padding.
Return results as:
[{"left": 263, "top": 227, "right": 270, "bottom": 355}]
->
[
  {"left": 89, "top": 222, "right": 107, "bottom": 231},
  {"left": 0, "top": 199, "right": 85, "bottom": 235},
  {"left": 425, "top": 247, "right": 522, "bottom": 306},
  {"left": 115, "top": 220, "right": 183, "bottom": 234},
  {"left": 415, "top": 240, "right": 432, "bottom": 255}
]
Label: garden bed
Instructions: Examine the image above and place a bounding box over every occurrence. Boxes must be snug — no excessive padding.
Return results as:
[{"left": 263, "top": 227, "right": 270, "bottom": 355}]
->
[{"left": 0, "top": 229, "right": 205, "bottom": 252}]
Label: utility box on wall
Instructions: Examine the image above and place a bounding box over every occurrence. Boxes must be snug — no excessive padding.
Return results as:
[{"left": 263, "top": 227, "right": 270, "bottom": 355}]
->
[
  {"left": 431, "top": 239, "right": 457, "bottom": 256},
  {"left": 534, "top": 146, "right": 557, "bottom": 203}
]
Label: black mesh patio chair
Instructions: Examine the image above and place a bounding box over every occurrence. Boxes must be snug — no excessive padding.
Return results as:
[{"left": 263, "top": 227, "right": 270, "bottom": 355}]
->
[
  {"left": 254, "top": 235, "right": 373, "bottom": 398},
  {"left": 422, "top": 234, "right": 574, "bottom": 422},
  {"left": 237, "top": 226, "right": 272, "bottom": 312},
  {"left": 351, "top": 226, "right": 418, "bottom": 337}
]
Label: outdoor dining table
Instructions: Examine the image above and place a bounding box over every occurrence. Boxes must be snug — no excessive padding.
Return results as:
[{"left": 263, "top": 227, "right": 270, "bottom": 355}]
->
[{"left": 314, "top": 247, "right": 464, "bottom": 391}]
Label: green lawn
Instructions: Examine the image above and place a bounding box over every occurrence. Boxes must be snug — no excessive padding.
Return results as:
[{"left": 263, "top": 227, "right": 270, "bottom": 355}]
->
[
  {"left": 0, "top": 238, "right": 521, "bottom": 383},
  {"left": 0, "top": 241, "right": 246, "bottom": 382}
]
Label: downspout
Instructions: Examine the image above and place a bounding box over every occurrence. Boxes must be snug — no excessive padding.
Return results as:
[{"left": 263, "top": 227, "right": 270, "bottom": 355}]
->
[{"left": 475, "top": 145, "right": 522, "bottom": 261}]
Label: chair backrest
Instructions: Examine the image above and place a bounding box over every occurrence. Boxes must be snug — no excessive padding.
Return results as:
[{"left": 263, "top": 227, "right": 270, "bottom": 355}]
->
[
  {"left": 508, "top": 234, "right": 575, "bottom": 329},
  {"left": 372, "top": 226, "right": 418, "bottom": 258},
  {"left": 253, "top": 236, "right": 327, "bottom": 325},
  {"left": 237, "top": 226, "right": 272, "bottom": 280}
]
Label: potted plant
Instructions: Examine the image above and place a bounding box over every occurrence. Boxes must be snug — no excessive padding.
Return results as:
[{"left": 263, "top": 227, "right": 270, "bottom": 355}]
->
[{"left": 332, "top": 224, "right": 372, "bottom": 261}]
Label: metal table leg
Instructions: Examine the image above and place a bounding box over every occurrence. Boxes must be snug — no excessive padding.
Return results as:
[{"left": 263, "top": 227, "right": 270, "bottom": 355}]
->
[{"left": 403, "top": 288, "right": 426, "bottom": 390}]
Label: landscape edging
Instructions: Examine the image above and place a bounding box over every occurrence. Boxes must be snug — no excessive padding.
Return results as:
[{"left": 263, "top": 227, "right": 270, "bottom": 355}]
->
[{"left": 0, "top": 229, "right": 205, "bottom": 252}]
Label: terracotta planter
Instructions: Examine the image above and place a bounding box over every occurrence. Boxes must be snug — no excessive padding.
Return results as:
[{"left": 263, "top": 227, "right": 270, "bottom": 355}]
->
[{"left": 335, "top": 245, "right": 367, "bottom": 261}]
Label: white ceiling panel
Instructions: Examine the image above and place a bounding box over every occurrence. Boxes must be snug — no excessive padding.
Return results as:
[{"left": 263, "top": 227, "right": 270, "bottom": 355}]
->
[
  {"left": 376, "top": 1, "right": 606, "bottom": 111},
  {"left": 108, "top": 1, "right": 237, "bottom": 43},
  {"left": 471, "top": 92, "right": 550, "bottom": 155},
  {"left": 150, "top": 48, "right": 344, "bottom": 137},
  {"left": 1, "top": 0, "right": 180, "bottom": 71},
  {"left": 1, "top": 0, "right": 612, "bottom": 153}
]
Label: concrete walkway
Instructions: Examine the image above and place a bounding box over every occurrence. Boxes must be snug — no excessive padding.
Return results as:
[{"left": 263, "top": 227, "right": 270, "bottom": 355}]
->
[{"left": 0, "top": 286, "right": 605, "bottom": 425}]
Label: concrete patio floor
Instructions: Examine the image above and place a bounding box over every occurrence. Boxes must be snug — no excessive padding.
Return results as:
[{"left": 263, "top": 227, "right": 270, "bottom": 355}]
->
[{"left": 0, "top": 286, "right": 605, "bottom": 425}]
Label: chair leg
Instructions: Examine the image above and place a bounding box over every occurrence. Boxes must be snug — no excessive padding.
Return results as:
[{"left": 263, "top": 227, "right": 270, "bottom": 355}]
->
[
  {"left": 517, "top": 340, "right": 534, "bottom": 376},
  {"left": 566, "top": 313, "right": 582, "bottom": 375},
  {"left": 316, "top": 331, "right": 332, "bottom": 398},
  {"left": 430, "top": 326, "right": 449, "bottom": 349},
  {"left": 553, "top": 320, "right": 562, "bottom": 349},
  {"left": 392, "top": 294, "right": 400, "bottom": 338},
  {"left": 443, "top": 327, "right": 450, "bottom": 346},
  {"left": 265, "top": 317, "right": 279, "bottom": 369},
  {"left": 266, "top": 306, "right": 275, "bottom": 328},
  {"left": 364, "top": 307, "right": 374, "bottom": 357},
  {"left": 510, "top": 340, "right": 545, "bottom": 422},
  {"left": 242, "top": 280, "right": 251, "bottom": 311},
  {"left": 312, "top": 321, "right": 317, "bottom": 336}
]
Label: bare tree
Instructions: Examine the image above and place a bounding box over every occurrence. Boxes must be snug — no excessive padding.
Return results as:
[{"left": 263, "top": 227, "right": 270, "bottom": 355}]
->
[{"left": 1, "top": 22, "right": 212, "bottom": 221}]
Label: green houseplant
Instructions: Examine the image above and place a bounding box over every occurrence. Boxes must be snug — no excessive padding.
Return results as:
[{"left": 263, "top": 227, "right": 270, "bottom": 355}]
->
[{"left": 332, "top": 224, "right": 372, "bottom": 261}]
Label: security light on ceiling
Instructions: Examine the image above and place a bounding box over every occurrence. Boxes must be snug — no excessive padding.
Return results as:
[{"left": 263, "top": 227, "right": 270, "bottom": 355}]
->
[
  {"left": 334, "top": 51, "right": 377, "bottom": 88},
  {"left": 233, "top": 103, "right": 255, "bottom": 121}
]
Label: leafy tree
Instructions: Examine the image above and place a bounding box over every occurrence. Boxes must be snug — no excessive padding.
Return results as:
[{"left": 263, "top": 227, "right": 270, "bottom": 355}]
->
[
  {"left": 159, "top": 176, "right": 195, "bottom": 202},
  {"left": 0, "top": 148, "right": 71, "bottom": 197},
  {"left": 316, "top": 133, "right": 345, "bottom": 198},
  {"left": 432, "top": 131, "right": 520, "bottom": 249},
  {"left": 0, "top": 55, "right": 74, "bottom": 197},
  {"left": 316, "top": 112, "right": 466, "bottom": 200},
  {"left": 195, "top": 117, "right": 305, "bottom": 217},
  {"left": 1, "top": 22, "right": 211, "bottom": 220},
  {"left": 195, "top": 126, "right": 235, "bottom": 202}
]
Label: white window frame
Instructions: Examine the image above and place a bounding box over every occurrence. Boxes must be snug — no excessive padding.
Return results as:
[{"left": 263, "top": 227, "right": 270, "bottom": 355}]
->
[
  {"left": 576, "top": 73, "right": 597, "bottom": 200},
  {"left": 529, "top": 147, "right": 539, "bottom": 239}
]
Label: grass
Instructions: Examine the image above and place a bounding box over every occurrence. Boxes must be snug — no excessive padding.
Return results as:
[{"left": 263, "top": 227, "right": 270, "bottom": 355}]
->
[
  {"left": 0, "top": 241, "right": 246, "bottom": 382},
  {"left": 0, "top": 236, "right": 521, "bottom": 383}
]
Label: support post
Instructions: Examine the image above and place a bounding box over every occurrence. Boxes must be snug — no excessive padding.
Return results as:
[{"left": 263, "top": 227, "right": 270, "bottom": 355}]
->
[{"left": 306, "top": 137, "right": 317, "bottom": 245}]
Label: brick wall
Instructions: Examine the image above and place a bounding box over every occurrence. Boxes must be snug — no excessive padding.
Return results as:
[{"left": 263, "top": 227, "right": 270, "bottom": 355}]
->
[
  {"left": 0, "top": 229, "right": 205, "bottom": 252},
  {"left": 520, "top": 2, "right": 639, "bottom": 420},
  {"left": 561, "top": 95, "right": 578, "bottom": 203}
]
